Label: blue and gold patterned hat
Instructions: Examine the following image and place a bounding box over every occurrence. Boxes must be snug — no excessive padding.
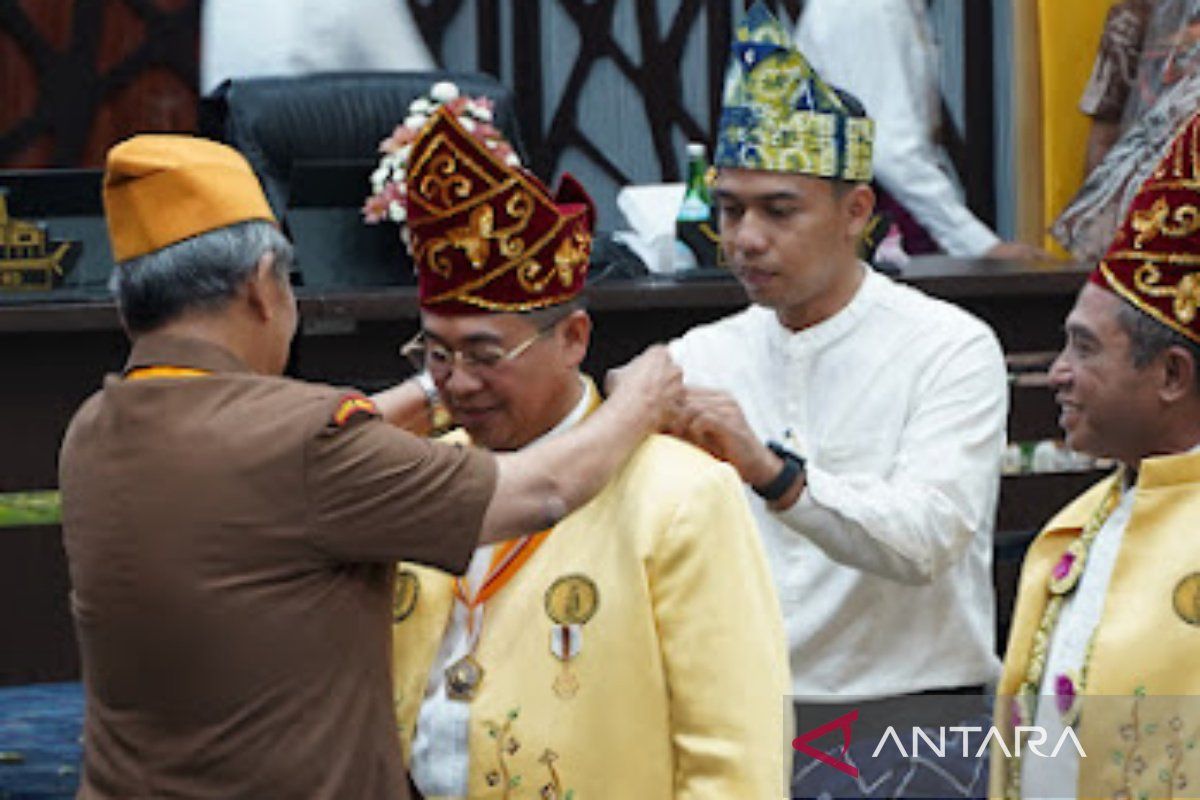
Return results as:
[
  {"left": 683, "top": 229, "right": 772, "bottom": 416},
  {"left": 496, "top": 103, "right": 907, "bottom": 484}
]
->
[{"left": 715, "top": 1, "right": 874, "bottom": 182}]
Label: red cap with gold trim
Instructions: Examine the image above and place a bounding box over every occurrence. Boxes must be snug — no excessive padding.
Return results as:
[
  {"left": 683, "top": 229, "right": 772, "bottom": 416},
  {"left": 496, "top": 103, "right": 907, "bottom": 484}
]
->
[
  {"left": 1091, "top": 110, "right": 1200, "bottom": 344},
  {"left": 404, "top": 106, "right": 594, "bottom": 314}
]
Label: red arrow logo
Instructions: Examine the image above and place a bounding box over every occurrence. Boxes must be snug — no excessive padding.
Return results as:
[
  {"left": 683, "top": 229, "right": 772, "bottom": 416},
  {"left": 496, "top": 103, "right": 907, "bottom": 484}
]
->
[{"left": 792, "top": 709, "right": 860, "bottom": 778}]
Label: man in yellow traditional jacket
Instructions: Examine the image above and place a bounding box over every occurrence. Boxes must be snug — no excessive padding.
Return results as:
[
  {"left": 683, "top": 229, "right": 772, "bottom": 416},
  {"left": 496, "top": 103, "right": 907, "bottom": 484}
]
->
[
  {"left": 387, "top": 104, "right": 790, "bottom": 799},
  {"left": 992, "top": 110, "right": 1200, "bottom": 799}
]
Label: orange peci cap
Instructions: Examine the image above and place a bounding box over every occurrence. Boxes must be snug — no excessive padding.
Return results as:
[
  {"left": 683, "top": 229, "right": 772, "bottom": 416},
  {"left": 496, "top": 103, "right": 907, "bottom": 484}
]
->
[{"left": 102, "top": 134, "right": 277, "bottom": 263}]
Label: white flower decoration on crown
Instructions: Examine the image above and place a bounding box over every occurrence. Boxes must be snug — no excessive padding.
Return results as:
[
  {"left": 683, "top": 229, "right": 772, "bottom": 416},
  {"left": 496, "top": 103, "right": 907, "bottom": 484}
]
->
[{"left": 362, "top": 81, "right": 519, "bottom": 243}]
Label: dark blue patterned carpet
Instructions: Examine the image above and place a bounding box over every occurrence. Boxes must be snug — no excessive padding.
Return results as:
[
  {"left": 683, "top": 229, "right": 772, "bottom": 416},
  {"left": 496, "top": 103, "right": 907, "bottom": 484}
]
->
[{"left": 0, "top": 683, "right": 82, "bottom": 799}]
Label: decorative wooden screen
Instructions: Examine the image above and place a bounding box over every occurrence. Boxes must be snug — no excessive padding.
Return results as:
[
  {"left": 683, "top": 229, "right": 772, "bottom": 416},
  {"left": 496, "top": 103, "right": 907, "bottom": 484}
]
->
[
  {"left": 0, "top": 0, "right": 990, "bottom": 225},
  {"left": 410, "top": 0, "right": 800, "bottom": 182},
  {"left": 0, "top": 0, "right": 199, "bottom": 168}
]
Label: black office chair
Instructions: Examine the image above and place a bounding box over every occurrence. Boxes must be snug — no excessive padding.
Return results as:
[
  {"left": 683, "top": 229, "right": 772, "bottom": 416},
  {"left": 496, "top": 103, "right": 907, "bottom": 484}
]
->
[{"left": 201, "top": 71, "right": 525, "bottom": 288}]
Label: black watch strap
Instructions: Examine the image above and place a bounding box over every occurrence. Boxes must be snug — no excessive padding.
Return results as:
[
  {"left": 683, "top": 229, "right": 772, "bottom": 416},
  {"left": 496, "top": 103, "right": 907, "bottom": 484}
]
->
[{"left": 751, "top": 441, "right": 806, "bottom": 502}]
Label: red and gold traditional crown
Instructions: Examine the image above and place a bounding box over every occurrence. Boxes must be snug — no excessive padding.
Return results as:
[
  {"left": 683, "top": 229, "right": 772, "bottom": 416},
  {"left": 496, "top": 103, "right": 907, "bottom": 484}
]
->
[
  {"left": 1091, "top": 110, "right": 1200, "bottom": 344},
  {"left": 404, "top": 107, "right": 594, "bottom": 314}
]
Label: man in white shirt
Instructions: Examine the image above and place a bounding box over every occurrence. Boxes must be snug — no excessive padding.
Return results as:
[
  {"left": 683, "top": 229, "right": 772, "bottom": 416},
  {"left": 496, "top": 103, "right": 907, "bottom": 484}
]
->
[
  {"left": 201, "top": 0, "right": 436, "bottom": 94},
  {"left": 669, "top": 5, "right": 1008, "bottom": 790},
  {"left": 992, "top": 109, "right": 1200, "bottom": 800},
  {"left": 795, "top": 0, "right": 1040, "bottom": 260}
]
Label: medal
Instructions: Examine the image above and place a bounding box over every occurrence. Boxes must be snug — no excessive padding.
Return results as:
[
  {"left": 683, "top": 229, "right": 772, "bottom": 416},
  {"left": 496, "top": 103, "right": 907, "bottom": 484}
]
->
[
  {"left": 550, "top": 624, "right": 583, "bottom": 699},
  {"left": 544, "top": 574, "right": 599, "bottom": 625},
  {"left": 545, "top": 576, "right": 599, "bottom": 699},
  {"left": 445, "top": 528, "right": 555, "bottom": 703},
  {"left": 392, "top": 569, "right": 420, "bottom": 622},
  {"left": 1173, "top": 572, "right": 1200, "bottom": 626},
  {"left": 553, "top": 670, "right": 580, "bottom": 699},
  {"left": 445, "top": 654, "right": 485, "bottom": 701}
]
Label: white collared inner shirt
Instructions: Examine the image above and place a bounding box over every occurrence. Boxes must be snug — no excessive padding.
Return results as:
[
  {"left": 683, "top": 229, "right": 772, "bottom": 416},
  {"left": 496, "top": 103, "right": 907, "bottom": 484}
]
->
[
  {"left": 410, "top": 376, "right": 592, "bottom": 798},
  {"left": 1022, "top": 482, "right": 1135, "bottom": 799}
]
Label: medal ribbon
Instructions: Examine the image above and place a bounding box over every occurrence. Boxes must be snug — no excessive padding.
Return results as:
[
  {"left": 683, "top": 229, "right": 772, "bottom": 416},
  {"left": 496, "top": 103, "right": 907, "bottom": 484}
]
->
[
  {"left": 449, "top": 381, "right": 599, "bottom": 653},
  {"left": 453, "top": 528, "right": 553, "bottom": 612}
]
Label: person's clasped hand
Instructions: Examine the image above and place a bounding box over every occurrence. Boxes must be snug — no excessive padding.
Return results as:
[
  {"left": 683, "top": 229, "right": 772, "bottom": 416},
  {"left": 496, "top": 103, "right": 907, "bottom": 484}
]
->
[
  {"left": 604, "top": 345, "right": 684, "bottom": 431},
  {"left": 669, "top": 387, "right": 782, "bottom": 488}
]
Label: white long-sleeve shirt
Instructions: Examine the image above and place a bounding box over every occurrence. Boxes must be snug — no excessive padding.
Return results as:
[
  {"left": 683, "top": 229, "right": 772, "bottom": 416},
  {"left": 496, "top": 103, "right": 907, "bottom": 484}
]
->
[
  {"left": 795, "top": 0, "right": 1001, "bottom": 257},
  {"left": 670, "top": 266, "right": 1007, "bottom": 697}
]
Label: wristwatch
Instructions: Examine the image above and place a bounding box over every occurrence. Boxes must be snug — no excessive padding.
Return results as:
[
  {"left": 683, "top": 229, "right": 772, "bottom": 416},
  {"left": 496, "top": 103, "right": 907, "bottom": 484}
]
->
[
  {"left": 414, "top": 371, "right": 453, "bottom": 433},
  {"left": 751, "top": 441, "right": 806, "bottom": 502}
]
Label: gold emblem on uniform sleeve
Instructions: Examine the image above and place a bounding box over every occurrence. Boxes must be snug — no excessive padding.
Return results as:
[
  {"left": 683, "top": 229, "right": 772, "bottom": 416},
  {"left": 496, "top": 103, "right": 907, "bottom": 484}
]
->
[
  {"left": 544, "top": 574, "right": 599, "bottom": 625},
  {"left": 393, "top": 569, "right": 420, "bottom": 622},
  {"left": 1173, "top": 572, "right": 1200, "bottom": 626}
]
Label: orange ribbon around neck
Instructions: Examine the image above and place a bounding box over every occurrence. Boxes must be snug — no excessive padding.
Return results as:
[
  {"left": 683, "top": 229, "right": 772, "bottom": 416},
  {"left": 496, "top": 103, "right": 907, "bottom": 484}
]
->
[
  {"left": 452, "top": 382, "right": 598, "bottom": 628},
  {"left": 125, "top": 366, "right": 212, "bottom": 380},
  {"left": 443, "top": 530, "right": 554, "bottom": 702},
  {"left": 452, "top": 528, "right": 553, "bottom": 613}
]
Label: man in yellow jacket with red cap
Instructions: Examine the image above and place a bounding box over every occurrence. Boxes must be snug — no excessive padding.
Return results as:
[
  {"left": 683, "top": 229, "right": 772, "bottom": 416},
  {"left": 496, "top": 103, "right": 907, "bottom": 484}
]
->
[
  {"left": 387, "top": 99, "right": 789, "bottom": 799},
  {"left": 993, "top": 110, "right": 1200, "bottom": 798}
]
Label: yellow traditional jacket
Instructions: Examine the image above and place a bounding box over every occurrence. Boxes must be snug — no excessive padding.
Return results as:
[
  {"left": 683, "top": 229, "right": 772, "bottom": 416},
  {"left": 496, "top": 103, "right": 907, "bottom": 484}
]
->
[
  {"left": 392, "top": 433, "right": 790, "bottom": 800},
  {"left": 991, "top": 451, "right": 1200, "bottom": 799}
]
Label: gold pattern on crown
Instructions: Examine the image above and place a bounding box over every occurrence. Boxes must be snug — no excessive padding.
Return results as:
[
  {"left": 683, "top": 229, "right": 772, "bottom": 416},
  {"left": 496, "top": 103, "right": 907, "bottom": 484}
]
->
[
  {"left": 408, "top": 132, "right": 506, "bottom": 219},
  {"left": 422, "top": 191, "right": 538, "bottom": 280},
  {"left": 443, "top": 206, "right": 494, "bottom": 271},
  {"left": 1132, "top": 197, "right": 1200, "bottom": 249},
  {"left": 417, "top": 152, "right": 475, "bottom": 208},
  {"left": 1133, "top": 264, "right": 1200, "bottom": 326},
  {"left": 554, "top": 228, "right": 589, "bottom": 272},
  {"left": 421, "top": 210, "right": 583, "bottom": 311},
  {"left": 515, "top": 226, "right": 588, "bottom": 295}
]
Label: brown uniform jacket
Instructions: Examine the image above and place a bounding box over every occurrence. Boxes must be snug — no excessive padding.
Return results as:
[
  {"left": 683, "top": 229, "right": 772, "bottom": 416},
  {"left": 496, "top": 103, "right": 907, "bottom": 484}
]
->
[{"left": 59, "top": 333, "right": 496, "bottom": 799}]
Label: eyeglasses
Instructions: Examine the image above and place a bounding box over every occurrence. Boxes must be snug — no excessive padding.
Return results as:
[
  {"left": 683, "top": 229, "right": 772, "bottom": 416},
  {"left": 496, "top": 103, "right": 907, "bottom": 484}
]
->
[{"left": 401, "top": 316, "right": 564, "bottom": 381}]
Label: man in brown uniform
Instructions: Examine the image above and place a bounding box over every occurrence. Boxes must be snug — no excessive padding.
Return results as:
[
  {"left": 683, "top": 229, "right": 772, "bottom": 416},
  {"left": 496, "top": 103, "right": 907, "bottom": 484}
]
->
[{"left": 58, "top": 135, "right": 679, "bottom": 799}]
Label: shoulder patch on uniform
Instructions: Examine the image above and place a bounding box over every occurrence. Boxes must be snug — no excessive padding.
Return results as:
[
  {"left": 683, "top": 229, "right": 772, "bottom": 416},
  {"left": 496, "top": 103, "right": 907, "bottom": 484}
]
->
[{"left": 331, "top": 393, "right": 380, "bottom": 427}]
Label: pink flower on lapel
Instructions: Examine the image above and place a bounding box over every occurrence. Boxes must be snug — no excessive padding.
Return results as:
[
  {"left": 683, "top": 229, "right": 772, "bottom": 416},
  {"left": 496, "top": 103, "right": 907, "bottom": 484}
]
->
[
  {"left": 1049, "top": 541, "right": 1087, "bottom": 595},
  {"left": 1052, "top": 552, "right": 1076, "bottom": 582},
  {"left": 1054, "top": 673, "right": 1076, "bottom": 716}
]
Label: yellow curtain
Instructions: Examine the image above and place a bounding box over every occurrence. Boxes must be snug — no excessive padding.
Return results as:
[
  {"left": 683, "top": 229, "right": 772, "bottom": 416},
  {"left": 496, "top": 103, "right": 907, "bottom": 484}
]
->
[
  {"left": 1035, "top": 0, "right": 1115, "bottom": 254},
  {"left": 1012, "top": 0, "right": 1045, "bottom": 248}
]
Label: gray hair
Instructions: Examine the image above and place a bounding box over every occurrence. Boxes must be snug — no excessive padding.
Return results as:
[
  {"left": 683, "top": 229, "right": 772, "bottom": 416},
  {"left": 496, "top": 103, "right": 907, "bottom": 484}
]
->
[
  {"left": 1116, "top": 300, "right": 1200, "bottom": 390},
  {"left": 521, "top": 297, "right": 588, "bottom": 329},
  {"left": 109, "top": 220, "right": 294, "bottom": 333}
]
